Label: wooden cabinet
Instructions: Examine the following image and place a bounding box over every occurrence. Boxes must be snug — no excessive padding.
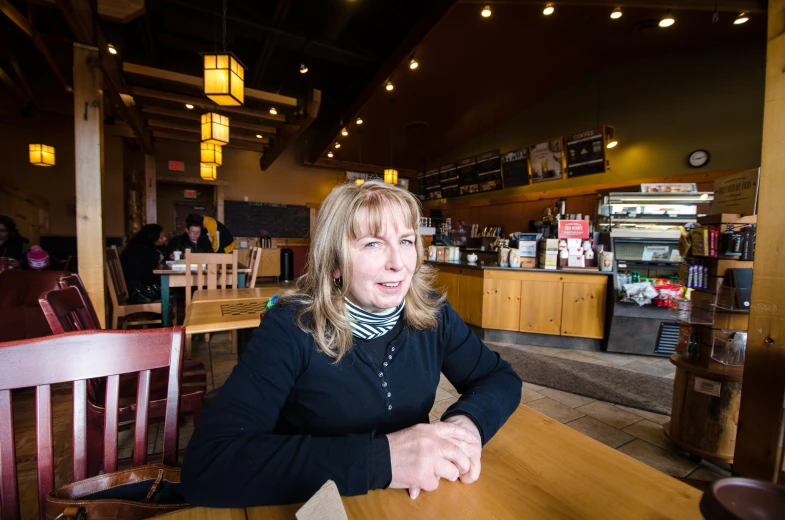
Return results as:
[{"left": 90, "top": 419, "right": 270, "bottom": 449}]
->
[
  {"left": 519, "top": 280, "right": 562, "bottom": 335},
  {"left": 561, "top": 281, "right": 607, "bottom": 339},
  {"left": 483, "top": 278, "right": 522, "bottom": 331},
  {"left": 436, "top": 268, "right": 483, "bottom": 324}
]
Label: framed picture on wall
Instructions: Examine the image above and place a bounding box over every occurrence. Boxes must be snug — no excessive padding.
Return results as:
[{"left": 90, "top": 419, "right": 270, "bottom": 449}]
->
[{"left": 530, "top": 138, "right": 565, "bottom": 183}]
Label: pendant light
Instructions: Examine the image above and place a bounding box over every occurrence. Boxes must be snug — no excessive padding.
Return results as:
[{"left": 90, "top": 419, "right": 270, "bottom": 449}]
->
[
  {"left": 29, "top": 144, "right": 55, "bottom": 166},
  {"left": 201, "top": 112, "right": 230, "bottom": 145},
  {"left": 543, "top": 3, "right": 555, "bottom": 15},
  {"left": 385, "top": 101, "right": 398, "bottom": 185},
  {"left": 200, "top": 163, "right": 217, "bottom": 180},
  {"left": 659, "top": 11, "right": 675, "bottom": 27},
  {"left": 202, "top": 0, "right": 245, "bottom": 106},
  {"left": 610, "top": 7, "right": 622, "bottom": 19},
  {"left": 605, "top": 126, "right": 618, "bottom": 149},
  {"left": 481, "top": 4, "right": 491, "bottom": 18},
  {"left": 200, "top": 142, "right": 223, "bottom": 166},
  {"left": 734, "top": 13, "right": 749, "bottom": 24}
]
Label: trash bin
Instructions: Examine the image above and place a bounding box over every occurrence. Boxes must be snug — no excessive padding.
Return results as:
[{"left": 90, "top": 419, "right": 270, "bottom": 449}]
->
[{"left": 280, "top": 248, "right": 294, "bottom": 281}]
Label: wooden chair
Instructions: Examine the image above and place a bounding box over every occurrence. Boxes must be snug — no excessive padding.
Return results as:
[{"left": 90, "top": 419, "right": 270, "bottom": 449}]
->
[
  {"left": 105, "top": 245, "right": 163, "bottom": 329},
  {"left": 246, "top": 246, "right": 263, "bottom": 288},
  {"left": 38, "top": 286, "right": 206, "bottom": 477},
  {"left": 184, "top": 249, "right": 239, "bottom": 357},
  {"left": 56, "top": 274, "right": 101, "bottom": 326},
  {"left": 0, "top": 327, "right": 185, "bottom": 520}
]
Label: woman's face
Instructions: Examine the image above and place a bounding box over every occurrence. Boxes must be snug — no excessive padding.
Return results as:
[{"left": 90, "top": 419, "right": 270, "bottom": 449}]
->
[
  {"left": 341, "top": 207, "right": 417, "bottom": 313},
  {"left": 156, "top": 232, "right": 167, "bottom": 246}
]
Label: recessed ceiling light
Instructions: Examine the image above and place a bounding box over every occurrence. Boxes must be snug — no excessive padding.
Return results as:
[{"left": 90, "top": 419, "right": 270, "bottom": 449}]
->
[
  {"left": 734, "top": 12, "right": 749, "bottom": 24},
  {"left": 300, "top": 63, "right": 309, "bottom": 73},
  {"left": 543, "top": 3, "right": 554, "bottom": 15},
  {"left": 356, "top": 117, "right": 363, "bottom": 125},
  {"left": 481, "top": 4, "right": 491, "bottom": 17},
  {"left": 327, "top": 151, "right": 334, "bottom": 158},
  {"left": 107, "top": 43, "right": 117, "bottom": 55},
  {"left": 256, "top": 134, "right": 263, "bottom": 139},
  {"left": 385, "top": 81, "right": 394, "bottom": 92},
  {"left": 341, "top": 128, "right": 349, "bottom": 137},
  {"left": 409, "top": 58, "right": 419, "bottom": 70},
  {"left": 659, "top": 11, "right": 675, "bottom": 27},
  {"left": 269, "top": 106, "right": 277, "bottom": 115},
  {"left": 610, "top": 7, "right": 622, "bottom": 19},
  {"left": 334, "top": 141, "right": 341, "bottom": 149},
  {"left": 185, "top": 104, "right": 194, "bottom": 109}
]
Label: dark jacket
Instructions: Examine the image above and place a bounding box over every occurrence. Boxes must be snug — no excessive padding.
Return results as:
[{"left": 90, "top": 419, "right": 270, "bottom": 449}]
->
[
  {"left": 181, "top": 299, "right": 522, "bottom": 507},
  {"left": 167, "top": 233, "right": 213, "bottom": 257},
  {"left": 120, "top": 242, "right": 161, "bottom": 290},
  {"left": 0, "top": 235, "right": 28, "bottom": 261}
]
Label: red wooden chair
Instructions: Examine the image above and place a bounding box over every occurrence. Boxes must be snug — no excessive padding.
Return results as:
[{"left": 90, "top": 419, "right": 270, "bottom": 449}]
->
[
  {"left": 39, "top": 285, "right": 206, "bottom": 476},
  {"left": 0, "top": 327, "right": 184, "bottom": 520}
]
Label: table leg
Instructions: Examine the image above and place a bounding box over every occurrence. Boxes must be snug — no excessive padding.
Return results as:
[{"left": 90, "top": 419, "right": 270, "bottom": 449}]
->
[
  {"left": 161, "top": 275, "right": 171, "bottom": 327},
  {"left": 238, "top": 273, "right": 246, "bottom": 288}
]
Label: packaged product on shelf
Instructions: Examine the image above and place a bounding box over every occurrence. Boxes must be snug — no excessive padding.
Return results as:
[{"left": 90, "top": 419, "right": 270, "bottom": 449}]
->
[
  {"left": 675, "top": 325, "right": 700, "bottom": 360},
  {"left": 509, "top": 249, "right": 521, "bottom": 268}
]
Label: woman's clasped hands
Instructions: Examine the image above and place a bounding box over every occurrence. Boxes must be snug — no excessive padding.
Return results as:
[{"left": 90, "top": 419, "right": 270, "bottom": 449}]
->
[{"left": 386, "top": 416, "right": 482, "bottom": 500}]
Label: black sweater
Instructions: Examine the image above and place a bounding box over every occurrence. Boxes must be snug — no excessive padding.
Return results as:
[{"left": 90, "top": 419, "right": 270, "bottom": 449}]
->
[{"left": 181, "top": 299, "right": 522, "bottom": 507}]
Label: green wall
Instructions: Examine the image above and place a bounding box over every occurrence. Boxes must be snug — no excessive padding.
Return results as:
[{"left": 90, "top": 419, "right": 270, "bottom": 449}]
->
[{"left": 431, "top": 42, "right": 766, "bottom": 199}]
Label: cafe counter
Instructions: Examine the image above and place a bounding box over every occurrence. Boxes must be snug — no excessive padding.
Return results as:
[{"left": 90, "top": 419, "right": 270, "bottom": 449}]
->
[{"left": 428, "top": 260, "right": 613, "bottom": 349}]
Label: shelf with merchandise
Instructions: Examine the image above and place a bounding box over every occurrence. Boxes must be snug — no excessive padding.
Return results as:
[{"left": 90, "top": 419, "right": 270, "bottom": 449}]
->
[{"left": 667, "top": 294, "right": 715, "bottom": 325}]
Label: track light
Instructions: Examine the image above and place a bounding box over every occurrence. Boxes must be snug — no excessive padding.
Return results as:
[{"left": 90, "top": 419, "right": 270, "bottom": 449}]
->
[
  {"left": 256, "top": 134, "right": 263, "bottom": 139},
  {"left": 327, "top": 151, "right": 334, "bottom": 158},
  {"left": 481, "top": 4, "right": 491, "bottom": 17},
  {"left": 341, "top": 128, "right": 349, "bottom": 137},
  {"left": 269, "top": 106, "right": 277, "bottom": 115},
  {"left": 409, "top": 58, "right": 419, "bottom": 70},
  {"left": 107, "top": 43, "right": 118, "bottom": 55},
  {"left": 356, "top": 117, "right": 363, "bottom": 125},
  {"left": 334, "top": 141, "right": 341, "bottom": 149},
  {"left": 385, "top": 81, "right": 394, "bottom": 91},
  {"left": 610, "top": 7, "right": 622, "bottom": 19},
  {"left": 300, "top": 63, "right": 308, "bottom": 73},
  {"left": 659, "top": 11, "right": 675, "bottom": 27},
  {"left": 185, "top": 104, "right": 194, "bottom": 109},
  {"left": 605, "top": 126, "right": 618, "bottom": 149},
  {"left": 606, "top": 140, "right": 618, "bottom": 149},
  {"left": 734, "top": 12, "right": 749, "bottom": 24},
  {"left": 543, "top": 3, "right": 554, "bottom": 15}
]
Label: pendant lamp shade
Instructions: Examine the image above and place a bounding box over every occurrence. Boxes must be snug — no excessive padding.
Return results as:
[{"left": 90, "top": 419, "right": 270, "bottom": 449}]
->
[
  {"left": 29, "top": 144, "right": 55, "bottom": 166},
  {"left": 384, "top": 169, "right": 398, "bottom": 184},
  {"left": 203, "top": 53, "right": 245, "bottom": 106},
  {"left": 200, "top": 143, "right": 223, "bottom": 166},
  {"left": 200, "top": 163, "right": 217, "bottom": 181},
  {"left": 201, "top": 112, "right": 230, "bottom": 145}
]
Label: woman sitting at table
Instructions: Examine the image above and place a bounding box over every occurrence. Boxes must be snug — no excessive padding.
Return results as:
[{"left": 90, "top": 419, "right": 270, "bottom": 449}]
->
[
  {"left": 182, "top": 181, "right": 522, "bottom": 507},
  {"left": 120, "top": 224, "right": 166, "bottom": 304}
]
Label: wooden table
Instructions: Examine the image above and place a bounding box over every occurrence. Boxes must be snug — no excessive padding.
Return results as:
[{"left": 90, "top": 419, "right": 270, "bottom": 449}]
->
[
  {"left": 191, "top": 286, "right": 286, "bottom": 304},
  {"left": 184, "top": 295, "right": 275, "bottom": 335},
  {"left": 160, "top": 405, "right": 703, "bottom": 519},
  {"left": 154, "top": 264, "right": 251, "bottom": 326}
]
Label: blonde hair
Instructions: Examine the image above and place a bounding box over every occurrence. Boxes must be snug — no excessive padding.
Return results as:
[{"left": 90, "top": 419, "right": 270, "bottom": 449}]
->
[{"left": 279, "top": 180, "right": 444, "bottom": 360}]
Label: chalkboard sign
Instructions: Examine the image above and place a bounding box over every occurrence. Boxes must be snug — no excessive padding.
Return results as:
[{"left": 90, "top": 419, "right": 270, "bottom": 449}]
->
[
  {"left": 502, "top": 148, "right": 530, "bottom": 188},
  {"left": 225, "top": 200, "right": 310, "bottom": 238},
  {"left": 476, "top": 150, "right": 502, "bottom": 193},
  {"left": 439, "top": 164, "right": 459, "bottom": 199},
  {"left": 457, "top": 157, "right": 478, "bottom": 195},
  {"left": 424, "top": 167, "right": 442, "bottom": 200},
  {"left": 566, "top": 127, "right": 606, "bottom": 178}
]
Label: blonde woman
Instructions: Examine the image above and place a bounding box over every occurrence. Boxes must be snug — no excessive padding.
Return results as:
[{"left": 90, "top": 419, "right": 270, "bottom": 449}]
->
[{"left": 182, "top": 181, "right": 521, "bottom": 506}]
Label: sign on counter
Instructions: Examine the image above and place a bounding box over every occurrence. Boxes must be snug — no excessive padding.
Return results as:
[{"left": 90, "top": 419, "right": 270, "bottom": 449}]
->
[
  {"left": 501, "top": 148, "right": 530, "bottom": 188},
  {"left": 566, "top": 127, "right": 606, "bottom": 178},
  {"left": 711, "top": 168, "right": 760, "bottom": 216},
  {"left": 558, "top": 220, "right": 590, "bottom": 239}
]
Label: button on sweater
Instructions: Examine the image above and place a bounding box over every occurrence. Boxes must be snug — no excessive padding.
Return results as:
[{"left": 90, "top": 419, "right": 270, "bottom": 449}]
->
[{"left": 181, "top": 299, "right": 522, "bottom": 507}]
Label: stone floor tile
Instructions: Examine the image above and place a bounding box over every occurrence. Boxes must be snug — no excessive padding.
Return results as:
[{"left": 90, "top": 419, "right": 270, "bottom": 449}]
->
[
  {"left": 538, "top": 388, "right": 596, "bottom": 408},
  {"left": 686, "top": 467, "right": 727, "bottom": 482},
  {"left": 590, "top": 352, "right": 640, "bottom": 366},
  {"left": 617, "top": 439, "right": 697, "bottom": 477},
  {"left": 622, "top": 420, "right": 676, "bottom": 451},
  {"left": 524, "top": 398, "right": 585, "bottom": 424},
  {"left": 522, "top": 382, "right": 547, "bottom": 392},
  {"left": 429, "top": 413, "right": 438, "bottom": 423},
  {"left": 520, "top": 387, "right": 546, "bottom": 404},
  {"left": 430, "top": 397, "right": 458, "bottom": 418},
  {"left": 576, "top": 401, "right": 642, "bottom": 429},
  {"left": 614, "top": 405, "right": 670, "bottom": 425},
  {"left": 566, "top": 416, "right": 635, "bottom": 448},
  {"left": 434, "top": 386, "right": 455, "bottom": 401}
]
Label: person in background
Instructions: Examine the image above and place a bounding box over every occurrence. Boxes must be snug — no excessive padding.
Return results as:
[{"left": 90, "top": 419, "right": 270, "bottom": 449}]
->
[
  {"left": 121, "top": 224, "right": 165, "bottom": 304},
  {"left": 168, "top": 214, "right": 213, "bottom": 259},
  {"left": 200, "top": 214, "right": 236, "bottom": 253},
  {"left": 459, "top": 219, "right": 469, "bottom": 233},
  {"left": 182, "top": 181, "right": 522, "bottom": 507},
  {"left": 0, "top": 215, "right": 30, "bottom": 268}
]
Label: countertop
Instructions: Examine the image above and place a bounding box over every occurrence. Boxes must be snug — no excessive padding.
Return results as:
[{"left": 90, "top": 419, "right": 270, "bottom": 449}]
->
[{"left": 427, "top": 260, "right": 614, "bottom": 276}]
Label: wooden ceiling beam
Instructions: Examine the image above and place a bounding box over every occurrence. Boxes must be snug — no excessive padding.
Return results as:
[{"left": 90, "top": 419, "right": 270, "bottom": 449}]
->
[
  {"left": 0, "top": 63, "right": 30, "bottom": 104},
  {"left": 261, "top": 88, "right": 321, "bottom": 171},
  {"left": 9, "top": 57, "right": 40, "bottom": 109},
  {"left": 151, "top": 129, "right": 266, "bottom": 153},
  {"left": 307, "top": 0, "right": 458, "bottom": 164},
  {"left": 457, "top": 0, "right": 767, "bottom": 14},
  {"left": 139, "top": 105, "right": 278, "bottom": 135},
  {"left": 146, "top": 118, "right": 270, "bottom": 144},
  {"left": 123, "top": 62, "right": 297, "bottom": 112},
  {"left": 0, "top": 0, "right": 72, "bottom": 92}
]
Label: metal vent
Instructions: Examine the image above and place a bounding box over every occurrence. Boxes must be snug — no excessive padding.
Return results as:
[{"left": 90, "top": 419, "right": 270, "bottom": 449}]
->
[{"left": 655, "top": 321, "right": 680, "bottom": 355}]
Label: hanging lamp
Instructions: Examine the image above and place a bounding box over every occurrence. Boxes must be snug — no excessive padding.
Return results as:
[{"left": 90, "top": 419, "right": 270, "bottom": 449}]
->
[
  {"left": 200, "top": 142, "right": 223, "bottom": 166},
  {"left": 202, "top": 0, "right": 245, "bottom": 105},
  {"left": 201, "top": 112, "right": 230, "bottom": 145},
  {"left": 29, "top": 144, "right": 55, "bottom": 166},
  {"left": 200, "top": 163, "right": 218, "bottom": 180},
  {"left": 384, "top": 169, "right": 398, "bottom": 184}
]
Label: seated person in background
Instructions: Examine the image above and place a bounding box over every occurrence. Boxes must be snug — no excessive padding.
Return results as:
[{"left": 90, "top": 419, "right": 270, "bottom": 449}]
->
[
  {"left": 200, "top": 214, "right": 236, "bottom": 253},
  {"left": 182, "top": 181, "right": 522, "bottom": 507},
  {"left": 0, "top": 215, "right": 30, "bottom": 268},
  {"left": 121, "top": 224, "right": 166, "bottom": 303},
  {"left": 168, "top": 214, "right": 213, "bottom": 259}
]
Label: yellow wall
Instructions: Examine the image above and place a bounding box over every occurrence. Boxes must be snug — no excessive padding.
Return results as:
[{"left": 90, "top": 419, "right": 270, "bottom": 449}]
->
[{"left": 431, "top": 42, "right": 765, "bottom": 201}]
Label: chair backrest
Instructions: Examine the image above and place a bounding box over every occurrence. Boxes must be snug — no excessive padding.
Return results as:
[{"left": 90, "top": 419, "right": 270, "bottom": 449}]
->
[
  {"left": 105, "top": 245, "right": 129, "bottom": 306},
  {"left": 247, "top": 246, "right": 262, "bottom": 288},
  {"left": 184, "top": 249, "right": 239, "bottom": 306},
  {"left": 57, "top": 274, "right": 101, "bottom": 327},
  {"left": 0, "top": 327, "right": 184, "bottom": 520},
  {"left": 39, "top": 286, "right": 99, "bottom": 334}
]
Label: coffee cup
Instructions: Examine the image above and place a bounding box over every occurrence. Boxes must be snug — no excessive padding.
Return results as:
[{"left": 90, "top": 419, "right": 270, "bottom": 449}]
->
[
  {"left": 467, "top": 253, "right": 478, "bottom": 263},
  {"left": 173, "top": 251, "right": 182, "bottom": 261}
]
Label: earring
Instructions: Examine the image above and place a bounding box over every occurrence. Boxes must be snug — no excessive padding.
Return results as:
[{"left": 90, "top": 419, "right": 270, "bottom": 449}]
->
[{"left": 333, "top": 277, "right": 342, "bottom": 289}]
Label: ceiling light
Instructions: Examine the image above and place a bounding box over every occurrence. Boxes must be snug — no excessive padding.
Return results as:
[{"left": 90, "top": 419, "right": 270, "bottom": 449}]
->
[
  {"left": 29, "top": 144, "right": 55, "bottom": 166},
  {"left": 355, "top": 178, "right": 365, "bottom": 186},
  {"left": 543, "top": 3, "right": 555, "bottom": 15},
  {"left": 659, "top": 11, "right": 675, "bottom": 27},
  {"left": 610, "top": 7, "right": 622, "bottom": 19},
  {"left": 341, "top": 128, "right": 349, "bottom": 137},
  {"left": 334, "top": 141, "right": 341, "bottom": 149},
  {"left": 185, "top": 104, "right": 194, "bottom": 109},
  {"left": 606, "top": 140, "right": 618, "bottom": 149},
  {"left": 200, "top": 163, "right": 217, "bottom": 181},
  {"left": 201, "top": 112, "right": 230, "bottom": 145},
  {"left": 269, "top": 106, "right": 277, "bottom": 115},
  {"left": 409, "top": 58, "right": 419, "bottom": 70},
  {"left": 384, "top": 169, "right": 398, "bottom": 185},
  {"left": 327, "top": 151, "right": 334, "bottom": 158},
  {"left": 107, "top": 43, "right": 118, "bottom": 55},
  {"left": 203, "top": 53, "right": 245, "bottom": 106},
  {"left": 256, "top": 134, "right": 263, "bottom": 139},
  {"left": 200, "top": 143, "right": 222, "bottom": 167},
  {"left": 385, "top": 81, "right": 394, "bottom": 91},
  {"left": 481, "top": 4, "right": 491, "bottom": 17},
  {"left": 356, "top": 117, "right": 363, "bottom": 125},
  {"left": 300, "top": 63, "right": 308, "bottom": 73},
  {"left": 605, "top": 126, "right": 618, "bottom": 149},
  {"left": 734, "top": 12, "right": 749, "bottom": 24}
]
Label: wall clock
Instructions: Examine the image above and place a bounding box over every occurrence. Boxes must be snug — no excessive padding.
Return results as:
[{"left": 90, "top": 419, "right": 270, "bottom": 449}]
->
[{"left": 688, "top": 149, "right": 710, "bottom": 168}]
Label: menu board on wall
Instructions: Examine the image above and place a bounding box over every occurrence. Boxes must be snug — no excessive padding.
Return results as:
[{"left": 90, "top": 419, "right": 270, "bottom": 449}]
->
[
  {"left": 501, "top": 148, "right": 530, "bottom": 188},
  {"left": 566, "top": 127, "right": 607, "bottom": 178},
  {"left": 439, "top": 164, "right": 459, "bottom": 199},
  {"left": 457, "top": 157, "right": 479, "bottom": 195},
  {"left": 530, "top": 138, "right": 565, "bottom": 183},
  {"left": 476, "top": 150, "right": 503, "bottom": 193},
  {"left": 424, "top": 167, "right": 441, "bottom": 200}
]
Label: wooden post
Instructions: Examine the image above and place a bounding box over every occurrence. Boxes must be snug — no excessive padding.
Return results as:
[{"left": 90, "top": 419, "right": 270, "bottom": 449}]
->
[
  {"left": 145, "top": 154, "right": 157, "bottom": 224},
  {"left": 733, "top": 0, "right": 785, "bottom": 481},
  {"left": 215, "top": 185, "right": 225, "bottom": 222},
  {"left": 73, "top": 43, "right": 106, "bottom": 328}
]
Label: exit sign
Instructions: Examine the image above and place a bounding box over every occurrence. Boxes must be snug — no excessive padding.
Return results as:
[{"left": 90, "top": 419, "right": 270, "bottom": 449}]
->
[
  {"left": 183, "top": 189, "right": 197, "bottom": 199},
  {"left": 168, "top": 160, "right": 185, "bottom": 172}
]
